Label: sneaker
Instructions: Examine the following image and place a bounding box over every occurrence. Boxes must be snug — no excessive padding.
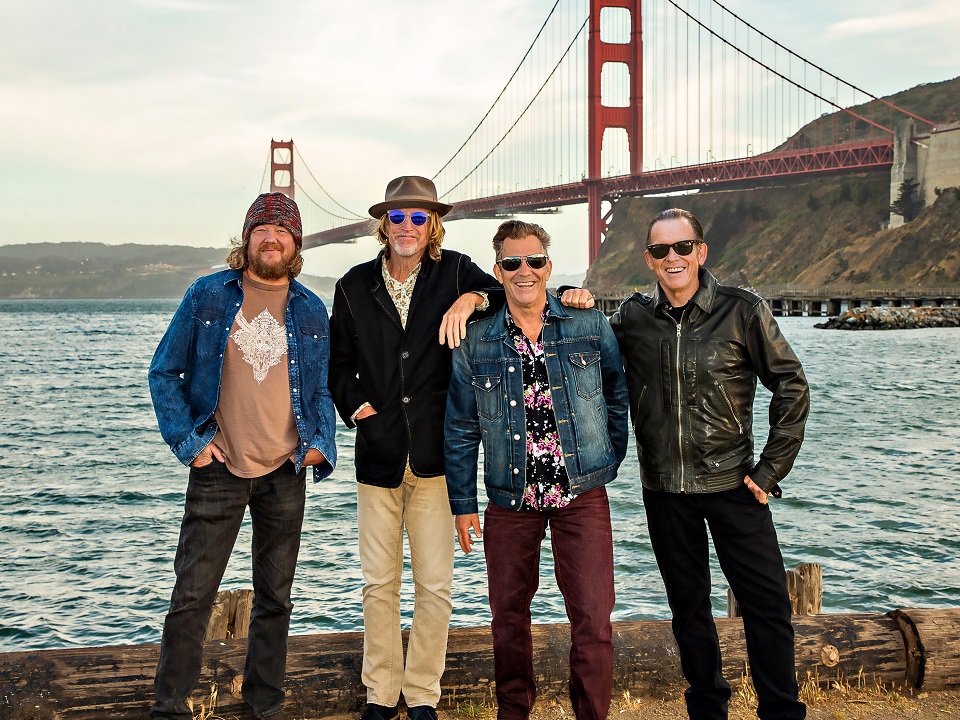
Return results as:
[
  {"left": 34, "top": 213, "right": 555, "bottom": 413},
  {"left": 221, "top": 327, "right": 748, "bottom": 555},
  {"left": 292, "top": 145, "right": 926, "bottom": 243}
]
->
[
  {"left": 407, "top": 706, "right": 438, "bottom": 720},
  {"left": 360, "top": 704, "right": 400, "bottom": 720}
]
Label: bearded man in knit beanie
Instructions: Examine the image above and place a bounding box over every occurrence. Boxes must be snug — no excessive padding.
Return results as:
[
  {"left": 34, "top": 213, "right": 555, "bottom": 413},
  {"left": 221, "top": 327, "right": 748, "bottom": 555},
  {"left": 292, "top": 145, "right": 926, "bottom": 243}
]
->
[{"left": 149, "top": 192, "right": 336, "bottom": 720}]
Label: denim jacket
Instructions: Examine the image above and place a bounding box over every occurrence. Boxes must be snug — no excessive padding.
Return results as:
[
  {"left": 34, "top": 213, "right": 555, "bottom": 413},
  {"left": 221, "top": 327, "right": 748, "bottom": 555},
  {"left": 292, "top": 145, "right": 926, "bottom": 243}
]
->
[
  {"left": 445, "top": 294, "right": 629, "bottom": 514},
  {"left": 148, "top": 269, "right": 337, "bottom": 481}
]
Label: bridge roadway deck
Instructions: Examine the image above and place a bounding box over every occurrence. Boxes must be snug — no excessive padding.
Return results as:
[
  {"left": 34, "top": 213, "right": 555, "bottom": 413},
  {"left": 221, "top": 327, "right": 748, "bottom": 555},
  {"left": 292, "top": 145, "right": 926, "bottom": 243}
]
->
[{"left": 303, "top": 139, "right": 894, "bottom": 249}]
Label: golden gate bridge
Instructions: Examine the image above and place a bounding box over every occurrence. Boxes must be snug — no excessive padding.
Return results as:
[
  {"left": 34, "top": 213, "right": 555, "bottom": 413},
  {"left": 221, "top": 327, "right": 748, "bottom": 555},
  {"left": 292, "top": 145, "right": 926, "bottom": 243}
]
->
[{"left": 258, "top": 0, "right": 937, "bottom": 265}]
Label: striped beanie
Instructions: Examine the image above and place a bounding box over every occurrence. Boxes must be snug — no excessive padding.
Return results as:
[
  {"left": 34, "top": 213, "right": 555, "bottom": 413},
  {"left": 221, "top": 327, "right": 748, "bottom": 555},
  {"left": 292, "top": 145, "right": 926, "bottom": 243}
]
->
[{"left": 242, "top": 192, "right": 303, "bottom": 247}]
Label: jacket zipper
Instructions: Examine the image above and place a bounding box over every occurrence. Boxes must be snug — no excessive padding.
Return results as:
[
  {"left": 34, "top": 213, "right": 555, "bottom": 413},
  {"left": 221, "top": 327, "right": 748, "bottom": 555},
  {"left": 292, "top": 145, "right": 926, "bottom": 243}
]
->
[
  {"left": 675, "top": 319, "right": 684, "bottom": 492},
  {"left": 717, "top": 383, "right": 744, "bottom": 434}
]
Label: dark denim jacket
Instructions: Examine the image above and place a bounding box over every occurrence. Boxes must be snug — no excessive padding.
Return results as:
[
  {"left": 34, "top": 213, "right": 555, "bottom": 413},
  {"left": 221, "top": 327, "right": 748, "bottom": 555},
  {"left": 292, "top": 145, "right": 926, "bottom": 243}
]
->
[
  {"left": 445, "top": 294, "right": 629, "bottom": 514},
  {"left": 148, "top": 269, "right": 337, "bottom": 481}
]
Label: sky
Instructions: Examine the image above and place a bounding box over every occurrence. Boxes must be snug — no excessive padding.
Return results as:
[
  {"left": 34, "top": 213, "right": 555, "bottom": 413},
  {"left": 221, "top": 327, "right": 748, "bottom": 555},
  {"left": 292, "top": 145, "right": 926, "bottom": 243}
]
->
[{"left": 2, "top": 0, "right": 959, "bottom": 279}]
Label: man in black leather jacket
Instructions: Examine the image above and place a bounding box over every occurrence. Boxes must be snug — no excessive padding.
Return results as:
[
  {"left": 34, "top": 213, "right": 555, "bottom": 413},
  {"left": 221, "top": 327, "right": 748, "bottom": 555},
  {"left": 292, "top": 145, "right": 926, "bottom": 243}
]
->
[{"left": 611, "top": 208, "right": 809, "bottom": 720}]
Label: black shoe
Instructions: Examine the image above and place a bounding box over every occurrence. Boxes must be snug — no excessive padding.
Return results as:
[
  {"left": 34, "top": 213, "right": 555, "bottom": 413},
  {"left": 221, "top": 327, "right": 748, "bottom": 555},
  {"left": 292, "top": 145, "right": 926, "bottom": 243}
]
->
[
  {"left": 407, "top": 706, "right": 438, "bottom": 720},
  {"left": 361, "top": 704, "right": 400, "bottom": 720}
]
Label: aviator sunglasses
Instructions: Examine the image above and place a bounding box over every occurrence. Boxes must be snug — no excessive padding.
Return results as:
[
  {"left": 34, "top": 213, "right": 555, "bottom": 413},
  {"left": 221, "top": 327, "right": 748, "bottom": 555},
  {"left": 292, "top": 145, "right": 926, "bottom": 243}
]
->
[
  {"left": 497, "top": 254, "right": 549, "bottom": 272},
  {"left": 646, "top": 239, "right": 702, "bottom": 259},
  {"left": 387, "top": 210, "right": 430, "bottom": 226}
]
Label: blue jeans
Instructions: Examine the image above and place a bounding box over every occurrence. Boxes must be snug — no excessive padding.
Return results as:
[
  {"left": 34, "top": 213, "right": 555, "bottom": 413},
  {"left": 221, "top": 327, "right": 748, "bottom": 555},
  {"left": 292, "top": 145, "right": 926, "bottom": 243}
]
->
[
  {"left": 643, "top": 485, "right": 805, "bottom": 720},
  {"left": 151, "top": 459, "right": 306, "bottom": 719}
]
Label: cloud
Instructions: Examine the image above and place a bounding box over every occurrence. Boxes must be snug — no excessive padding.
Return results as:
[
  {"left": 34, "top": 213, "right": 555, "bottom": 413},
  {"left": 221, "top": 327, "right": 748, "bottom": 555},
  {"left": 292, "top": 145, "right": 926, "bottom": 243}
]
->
[{"left": 826, "top": 0, "right": 960, "bottom": 37}]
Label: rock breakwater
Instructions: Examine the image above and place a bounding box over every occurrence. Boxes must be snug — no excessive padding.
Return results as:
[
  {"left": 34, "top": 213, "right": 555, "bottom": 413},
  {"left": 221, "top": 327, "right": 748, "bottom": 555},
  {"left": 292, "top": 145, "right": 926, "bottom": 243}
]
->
[{"left": 815, "top": 306, "right": 960, "bottom": 330}]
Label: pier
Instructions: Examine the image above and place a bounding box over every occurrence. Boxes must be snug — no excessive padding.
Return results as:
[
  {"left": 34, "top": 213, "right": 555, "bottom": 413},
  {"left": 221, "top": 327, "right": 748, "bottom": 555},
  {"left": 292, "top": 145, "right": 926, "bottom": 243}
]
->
[{"left": 593, "top": 287, "right": 960, "bottom": 317}]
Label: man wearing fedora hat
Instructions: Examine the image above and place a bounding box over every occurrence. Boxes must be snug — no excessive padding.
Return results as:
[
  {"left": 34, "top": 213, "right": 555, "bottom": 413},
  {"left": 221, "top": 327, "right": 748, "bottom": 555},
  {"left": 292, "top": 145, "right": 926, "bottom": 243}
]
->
[{"left": 330, "top": 176, "right": 592, "bottom": 720}]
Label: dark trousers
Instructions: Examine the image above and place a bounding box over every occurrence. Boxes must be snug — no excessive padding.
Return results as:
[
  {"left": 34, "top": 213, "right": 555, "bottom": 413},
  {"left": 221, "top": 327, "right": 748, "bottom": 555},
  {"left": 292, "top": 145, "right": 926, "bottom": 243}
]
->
[
  {"left": 151, "top": 459, "right": 306, "bottom": 719},
  {"left": 643, "top": 485, "right": 805, "bottom": 720},
  {"left": 484, "top": 487, "right": 615, "bottom": 720}
]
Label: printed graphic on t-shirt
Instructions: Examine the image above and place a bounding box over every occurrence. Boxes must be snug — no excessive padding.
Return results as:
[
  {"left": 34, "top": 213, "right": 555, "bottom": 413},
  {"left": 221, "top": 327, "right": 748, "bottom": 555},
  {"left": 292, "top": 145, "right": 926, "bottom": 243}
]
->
[{"left": 231, "top": 308, "right": 287, "bottom": 384}]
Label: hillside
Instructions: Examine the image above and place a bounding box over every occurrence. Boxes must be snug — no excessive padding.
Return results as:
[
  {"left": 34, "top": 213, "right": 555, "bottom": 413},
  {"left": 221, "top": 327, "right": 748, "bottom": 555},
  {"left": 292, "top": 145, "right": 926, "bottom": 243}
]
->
[
  {"left": 774, "top": 76, "right": 960, "bottom": 151},
  {"left": 0, "top": 243, "right": 337, "bottom": 299},
  {"left": 585, "top": 75, "right": 960, "bottom": 295},
  {"left": 585, "top": 177, "right": 960, "bottom": 294}
]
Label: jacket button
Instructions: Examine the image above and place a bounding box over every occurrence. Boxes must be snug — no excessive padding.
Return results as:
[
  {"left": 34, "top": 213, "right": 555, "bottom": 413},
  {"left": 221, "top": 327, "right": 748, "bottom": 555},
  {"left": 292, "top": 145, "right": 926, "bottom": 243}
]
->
[
  {"left": 485, "top": 381, "right": 491, "bottom": 388},
  {"left": 401, "top": 351, "right": 409, "bottom": 359},
  {"left": 508, "top": 366, "right": 516, "bottom": 373},
  {"left": 510, "top": 500, "right": 516, "bottom": 506},
  {"left": 510, "top": 400, "right": 517, "bottom": 407},
  {"left": 513, "top": 468, "right": 519, "bottom": 474},
  {"left": 513, "top": 434, "right": 520, "bottom": 440},
  {"left": 402, "top": 396, "right": 411, "bottom": 403}
]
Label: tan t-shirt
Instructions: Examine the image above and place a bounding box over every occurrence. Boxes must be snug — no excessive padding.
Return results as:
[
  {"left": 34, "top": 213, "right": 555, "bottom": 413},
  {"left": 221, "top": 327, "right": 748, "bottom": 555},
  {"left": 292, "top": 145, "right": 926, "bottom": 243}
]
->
[{"left": 213, "top": 276, "right": 298, "bottom": 477}]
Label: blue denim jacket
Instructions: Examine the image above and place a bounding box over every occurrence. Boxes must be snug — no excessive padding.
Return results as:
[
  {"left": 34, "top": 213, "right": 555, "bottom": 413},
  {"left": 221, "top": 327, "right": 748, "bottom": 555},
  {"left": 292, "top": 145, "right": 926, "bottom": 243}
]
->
[
  {"left": 445, "top": 294, "right": 629, "bottom": 514},
  {"left": 148, "top": 269, "right": 337, "bottom": 481}
]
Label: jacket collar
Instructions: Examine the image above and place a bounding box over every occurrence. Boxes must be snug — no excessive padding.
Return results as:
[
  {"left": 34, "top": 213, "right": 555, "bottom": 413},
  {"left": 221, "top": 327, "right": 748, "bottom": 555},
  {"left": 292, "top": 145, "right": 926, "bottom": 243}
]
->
[
  {"left": 648, "top": 268, "right": 718, "bottom": 316},
  {"left": 481, "top": 292, "right": 570, "bottom": 342},
  {"left": 223, "top": 268, "right": 308, "bottom": 297}
]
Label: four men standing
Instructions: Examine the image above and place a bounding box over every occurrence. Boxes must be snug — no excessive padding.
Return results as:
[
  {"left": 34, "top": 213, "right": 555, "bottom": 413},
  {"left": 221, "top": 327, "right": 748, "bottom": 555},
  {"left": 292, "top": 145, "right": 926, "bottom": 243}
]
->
[{"left": 150, "top": 189, "right": 808, "bottom": 720}]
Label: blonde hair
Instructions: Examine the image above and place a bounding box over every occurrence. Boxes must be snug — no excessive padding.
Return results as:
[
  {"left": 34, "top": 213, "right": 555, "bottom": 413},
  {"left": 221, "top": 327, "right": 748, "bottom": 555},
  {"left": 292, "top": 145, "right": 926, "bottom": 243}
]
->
[{"left": 373, "top": 210, "right": 445, "bottom": 262}]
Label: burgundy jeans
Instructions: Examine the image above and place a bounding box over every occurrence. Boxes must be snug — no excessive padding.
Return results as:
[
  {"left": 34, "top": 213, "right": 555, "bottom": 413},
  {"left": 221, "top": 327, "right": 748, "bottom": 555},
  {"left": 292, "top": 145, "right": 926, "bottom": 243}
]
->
[{"left": 483, "top": 487, "right": 615, "bottom": 720}]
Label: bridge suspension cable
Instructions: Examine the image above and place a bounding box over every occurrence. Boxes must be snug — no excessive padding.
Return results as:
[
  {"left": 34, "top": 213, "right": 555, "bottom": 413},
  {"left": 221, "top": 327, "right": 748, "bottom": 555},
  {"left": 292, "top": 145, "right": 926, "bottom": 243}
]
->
[
  {"left": 293, "top": 146, "right": 365, "bottom": 220},
  {"left": 707, "top": 0, "right": 936, "bottom": 128},
  {"left": 440, "top": 16, "right": 589, "bottom": 199},
  {"left": 433, "top": 0, "right": 563, "bottom": 181}
]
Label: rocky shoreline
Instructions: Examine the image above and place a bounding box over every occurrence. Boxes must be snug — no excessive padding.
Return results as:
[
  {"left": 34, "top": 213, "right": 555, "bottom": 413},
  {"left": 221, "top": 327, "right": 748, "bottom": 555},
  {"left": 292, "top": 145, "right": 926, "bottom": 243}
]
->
[{"left": 814, "top": 306, "right": 960, "bottom": 330}]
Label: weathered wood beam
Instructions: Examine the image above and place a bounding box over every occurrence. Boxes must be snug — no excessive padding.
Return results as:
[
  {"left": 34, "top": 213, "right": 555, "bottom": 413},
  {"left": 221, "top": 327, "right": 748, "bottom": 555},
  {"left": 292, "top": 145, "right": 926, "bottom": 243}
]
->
[{"left": 1, "top": 609, "right": 957, "bottom": 719}]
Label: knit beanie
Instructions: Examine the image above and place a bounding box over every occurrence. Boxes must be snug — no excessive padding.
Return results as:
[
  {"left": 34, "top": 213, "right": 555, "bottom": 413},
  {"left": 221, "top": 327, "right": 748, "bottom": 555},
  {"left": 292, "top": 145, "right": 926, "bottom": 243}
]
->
[{"left": 242, "top": 192, "right": 303, "bottom": 247}]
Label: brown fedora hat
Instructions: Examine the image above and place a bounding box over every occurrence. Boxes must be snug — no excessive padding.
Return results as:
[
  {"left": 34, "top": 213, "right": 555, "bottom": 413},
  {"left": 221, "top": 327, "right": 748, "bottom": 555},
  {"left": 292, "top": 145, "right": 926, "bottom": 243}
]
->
[{"left": 368, "top": 176, "right": 453, "bottom": 218}]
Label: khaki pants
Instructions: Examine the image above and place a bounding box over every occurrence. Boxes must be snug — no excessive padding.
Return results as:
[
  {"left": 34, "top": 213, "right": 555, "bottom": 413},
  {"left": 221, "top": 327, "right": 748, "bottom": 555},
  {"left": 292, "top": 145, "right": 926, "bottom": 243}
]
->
[{"left": 357, "top": 468, "right": 455, "bottom": 708}]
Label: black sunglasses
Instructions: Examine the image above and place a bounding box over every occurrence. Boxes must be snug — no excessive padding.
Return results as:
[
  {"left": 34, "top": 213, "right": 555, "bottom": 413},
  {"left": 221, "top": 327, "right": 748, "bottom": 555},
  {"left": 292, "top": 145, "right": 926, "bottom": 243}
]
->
[
  {"left": 497, "top": 254, "right": 549, "bottom": 272},
  {"left": 387, "top": 210, "right": 429, "bottom": 226},
  {"left": 646, "top": 239, "right": 702, "bottom": 259}
]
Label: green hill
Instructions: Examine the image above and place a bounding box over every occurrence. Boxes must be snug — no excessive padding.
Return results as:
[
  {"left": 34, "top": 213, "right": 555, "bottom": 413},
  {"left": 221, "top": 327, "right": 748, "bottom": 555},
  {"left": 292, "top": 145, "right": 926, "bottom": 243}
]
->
[{"left": 0, "top": 243, "right": 336, "bottom": 299}]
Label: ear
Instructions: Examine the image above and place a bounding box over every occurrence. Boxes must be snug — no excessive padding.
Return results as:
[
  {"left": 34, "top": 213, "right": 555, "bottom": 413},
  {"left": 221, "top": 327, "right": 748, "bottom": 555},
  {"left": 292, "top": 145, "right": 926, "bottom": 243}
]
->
[
  {"left": 644, "top": 250, "right": 655, "bottom": 272},
  {"left": 698, "top": 242, "right": 708, "bottom": 265},
  {"left": 493, "top": 262, "right": 504, "bottom": 285}
]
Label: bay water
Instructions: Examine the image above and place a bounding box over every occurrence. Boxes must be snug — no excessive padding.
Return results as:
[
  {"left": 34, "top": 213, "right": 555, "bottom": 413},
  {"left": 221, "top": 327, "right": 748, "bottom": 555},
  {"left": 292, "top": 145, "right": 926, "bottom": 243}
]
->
[{"left": 1, "top": 298, "right": 958, "bottom": 651}]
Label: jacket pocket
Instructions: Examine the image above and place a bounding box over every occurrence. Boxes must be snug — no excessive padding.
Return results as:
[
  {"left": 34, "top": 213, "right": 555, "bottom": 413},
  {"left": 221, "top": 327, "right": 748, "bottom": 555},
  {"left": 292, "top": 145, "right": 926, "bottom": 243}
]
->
[
  {"left": 195, "top": 309, "right": 228, "bottom": 360},
  {"left": 471, "top": 375, "right": 503, "bottom": 420},
  {"left": 299, "top": 324, "right": 329, "bottom": 372},
  {"left": 716, "top": 382, "right": 744, "bottom": 435},
  {"left": 568, "top": 350, "right": 601, "bottom": 399}
]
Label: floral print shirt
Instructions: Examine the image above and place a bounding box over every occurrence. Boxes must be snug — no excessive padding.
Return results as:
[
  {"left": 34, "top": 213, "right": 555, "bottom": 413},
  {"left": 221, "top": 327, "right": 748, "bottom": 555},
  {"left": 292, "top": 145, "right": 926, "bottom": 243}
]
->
[
  {"left": 506, "top": 307, "right": 573, "bottom": 511},
  {"left": 382, "top": 260, "right": 421, "bottom": 329}
]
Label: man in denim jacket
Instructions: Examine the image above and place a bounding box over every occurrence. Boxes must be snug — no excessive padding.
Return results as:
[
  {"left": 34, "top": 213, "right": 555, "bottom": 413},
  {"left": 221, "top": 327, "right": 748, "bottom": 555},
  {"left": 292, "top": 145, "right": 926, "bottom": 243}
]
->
[
  {"left": 445, "top": 220, "right": 628, "bottom": 720},
  {"left": 148, "top": 193, "right": 336, "bottom": 720}
]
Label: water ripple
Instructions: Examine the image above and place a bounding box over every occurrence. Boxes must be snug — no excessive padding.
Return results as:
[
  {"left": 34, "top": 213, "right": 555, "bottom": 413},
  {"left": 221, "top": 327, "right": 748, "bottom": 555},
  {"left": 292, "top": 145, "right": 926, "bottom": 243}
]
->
[{"left": 1, "top": 303, "right": 959, "bottom": 650}]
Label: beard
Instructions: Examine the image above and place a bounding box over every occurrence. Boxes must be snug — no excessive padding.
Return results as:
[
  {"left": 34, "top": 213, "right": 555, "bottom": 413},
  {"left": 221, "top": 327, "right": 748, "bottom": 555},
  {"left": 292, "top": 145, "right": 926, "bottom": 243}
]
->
[{"left": 249, "top": 243, "right": 297, "bottom": 281}]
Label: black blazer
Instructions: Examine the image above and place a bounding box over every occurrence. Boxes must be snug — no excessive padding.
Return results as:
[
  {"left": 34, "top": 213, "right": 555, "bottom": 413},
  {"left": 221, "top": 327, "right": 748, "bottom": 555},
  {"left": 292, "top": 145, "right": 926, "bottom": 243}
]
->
[{"left": 330, "top": 249, "right": 500, "bottom": 487}]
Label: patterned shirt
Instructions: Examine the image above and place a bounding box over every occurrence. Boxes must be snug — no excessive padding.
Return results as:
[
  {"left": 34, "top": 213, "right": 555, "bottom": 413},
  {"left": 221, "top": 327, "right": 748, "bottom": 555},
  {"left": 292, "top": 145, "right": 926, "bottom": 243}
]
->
[
  {"left": 506, "top": 306, "right": 573, "bottom": 511},
  {"left": 382, "top": 260, "right": 422, "bottom": 329}
]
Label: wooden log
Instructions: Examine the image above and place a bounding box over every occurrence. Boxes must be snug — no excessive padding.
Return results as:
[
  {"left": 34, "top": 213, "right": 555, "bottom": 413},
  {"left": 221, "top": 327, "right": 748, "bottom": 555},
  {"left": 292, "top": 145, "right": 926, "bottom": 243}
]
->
[
  {"left": 887, "top": 607, "right": 960, "bottom": 690},
  {"left": 1, "top": 609, "right": 958, "bottom": 719},
  {"left": 728, "top": 562, "right": 822, "bottom": 617}
]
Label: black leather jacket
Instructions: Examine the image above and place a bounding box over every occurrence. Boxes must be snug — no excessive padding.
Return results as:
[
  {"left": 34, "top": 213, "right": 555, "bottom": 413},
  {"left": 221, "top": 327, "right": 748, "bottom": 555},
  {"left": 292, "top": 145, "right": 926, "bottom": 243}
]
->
[{"left": 610, "top": 269, "right": 809, "bottom": 494}]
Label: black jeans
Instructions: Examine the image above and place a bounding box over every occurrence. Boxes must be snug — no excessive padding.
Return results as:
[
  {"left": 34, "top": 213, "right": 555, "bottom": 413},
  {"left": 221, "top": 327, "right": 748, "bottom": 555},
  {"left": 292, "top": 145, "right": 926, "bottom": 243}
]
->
[
  {"left": 643, "top": 485, "right": 805, "bottom": 720},
  {"left": 151, "top": 459, "right": 306, "bottom": 719}
]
